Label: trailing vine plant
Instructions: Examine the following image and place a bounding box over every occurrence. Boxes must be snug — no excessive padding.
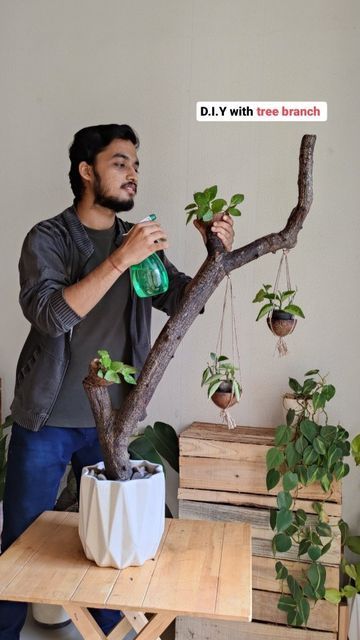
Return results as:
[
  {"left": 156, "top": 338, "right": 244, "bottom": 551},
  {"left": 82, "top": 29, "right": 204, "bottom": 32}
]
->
[{"left": 266, "top": 369, "right": 351, "bottom": 626}]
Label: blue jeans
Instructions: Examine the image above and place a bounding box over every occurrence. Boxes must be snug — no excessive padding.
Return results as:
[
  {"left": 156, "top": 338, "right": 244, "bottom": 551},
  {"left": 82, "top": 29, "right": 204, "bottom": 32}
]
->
[{"left": 0, "top": 424, "right": 122, "bottom": 639}]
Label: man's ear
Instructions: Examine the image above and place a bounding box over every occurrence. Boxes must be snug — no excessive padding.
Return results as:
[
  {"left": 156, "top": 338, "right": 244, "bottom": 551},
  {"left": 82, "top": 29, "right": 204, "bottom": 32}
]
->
[{"left": 78, "top": 161, "right": 93, "bottom": 185}]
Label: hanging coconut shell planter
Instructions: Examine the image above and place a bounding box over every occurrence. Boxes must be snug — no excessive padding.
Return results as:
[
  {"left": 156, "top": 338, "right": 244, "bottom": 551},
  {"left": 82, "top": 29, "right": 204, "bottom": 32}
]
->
[
  {"left": 253, "top": 250, "right": 305, "bottom": 356},
  {"left": 201, "top": 276, "right": 242, "bottom": 428},
  {"left": 253, "top": 249, "right": 305, "bottom": 356},
  {"left": 267, "top": 310, "right": 297, "bottom": 337}
]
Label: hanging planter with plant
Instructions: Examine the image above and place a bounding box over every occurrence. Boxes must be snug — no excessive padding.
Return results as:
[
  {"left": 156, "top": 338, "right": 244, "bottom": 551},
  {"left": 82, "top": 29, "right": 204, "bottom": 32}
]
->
[
  {"left": 201, "top": 276, "right": 242, "bottom": 429},
  {"left": 253, "top": 250, "right": 304, "bottom": 356}
]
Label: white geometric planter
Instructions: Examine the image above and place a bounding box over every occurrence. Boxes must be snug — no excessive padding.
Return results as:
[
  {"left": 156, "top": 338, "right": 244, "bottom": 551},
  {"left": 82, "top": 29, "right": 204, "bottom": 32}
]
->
[
  {"left": 348, "top": 594, "right": 360, "bottom": 640},
  {"left": 79, "top": 460, "right": 165, "bottom": 569}
]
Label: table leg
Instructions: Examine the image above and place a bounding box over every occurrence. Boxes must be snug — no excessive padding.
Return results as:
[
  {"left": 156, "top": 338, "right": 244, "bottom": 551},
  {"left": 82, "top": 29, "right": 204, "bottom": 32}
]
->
[
  {"left": 63, "top": 604, "right": 106, "bottom": 640},
  {"left": 107, "top": 616, "right": 134, "bottom": 640},
  {"left": 63, "top": 605, "right": 175, "bottom": 640},
  {"left": 130, "top": 612, "right": 175, "bottom": 640}
]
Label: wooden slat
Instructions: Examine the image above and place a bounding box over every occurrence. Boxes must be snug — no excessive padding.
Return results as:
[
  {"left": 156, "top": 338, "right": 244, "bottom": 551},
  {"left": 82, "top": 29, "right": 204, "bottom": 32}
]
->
[
  {"left": 1, "top": 512, "right": 90, "bottom": 604},
  {"left": 337, "top": 601, "right": 349, "bottom": 640},
  {"left": 252, "top": 556, "right": 339, "bottom": 592},
  {"left": 71, "top": 565, "right": 119, "bottom": 607},
  {"left": 179, "top": 455, "right": 341, "bottom": 502},
  {"left": 215, "top": 522, "right": 251, "bottom": 621},
  {"left": 0, "top": 511, "right": 69, "bottom": 593},
  {"left": 177, "top": 487, "right": 342, "bottom": 517},
  {"left": 180, "top": 423, "right": 276, "bottom": 445},
  {"left": 175, "top": 616, "right": 337, "bottom": 639},
  {"left": 106, "top": 520, "right": 171, "bottom": 609},
  {"left": 178, "top": 500, "right": 340, "bottom": 565},
  {"left": 143, "top": 519, "right": 224, "bottom": 617},
  {"left": 253, "top": 590, "right": 338, "bottom": 632}
]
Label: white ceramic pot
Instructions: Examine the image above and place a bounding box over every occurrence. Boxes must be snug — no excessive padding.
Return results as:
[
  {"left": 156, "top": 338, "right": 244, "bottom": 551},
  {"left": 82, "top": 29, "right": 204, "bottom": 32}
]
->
[
  {"left": 79, "top": 460, "right": 165, "bottom": 569},
  {"left": 348, "top": 594, "right": 360, "bottom": 640},
  {"left": 32, "top": 604, "right": 70, "bottom": 628},
  {"left": 282, "top": 393, "right": 319, "bottom": 424}
]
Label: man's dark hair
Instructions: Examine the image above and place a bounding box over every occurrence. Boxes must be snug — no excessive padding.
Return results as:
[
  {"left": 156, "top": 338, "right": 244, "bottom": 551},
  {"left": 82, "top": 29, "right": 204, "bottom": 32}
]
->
[{"left": 69, "top": 124, "right": 139, "bottom": 203}]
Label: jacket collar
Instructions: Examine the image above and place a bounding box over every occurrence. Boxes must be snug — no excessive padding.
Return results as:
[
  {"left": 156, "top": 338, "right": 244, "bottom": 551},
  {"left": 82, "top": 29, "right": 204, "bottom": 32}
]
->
[{"left": 62, "top": 205, "right": 132, "bottom": 256}]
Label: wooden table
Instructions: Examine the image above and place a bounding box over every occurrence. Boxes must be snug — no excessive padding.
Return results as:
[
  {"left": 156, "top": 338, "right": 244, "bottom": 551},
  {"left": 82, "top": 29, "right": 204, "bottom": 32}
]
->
[{"left": 0, "top": 511, "right": 251, "bottom": 640}]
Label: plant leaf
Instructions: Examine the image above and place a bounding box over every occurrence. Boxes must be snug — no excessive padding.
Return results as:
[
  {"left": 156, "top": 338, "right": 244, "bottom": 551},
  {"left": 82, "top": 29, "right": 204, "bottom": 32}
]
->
[
  {"left": 266, "top": 447, "right": 284, "bottom": 471},
  {"left": 211, "top": 198, "right": 227, "bottom": 213},
  {"left": 230, "top": 193, "right": 244, "bottom": 206},
  {"left": 266, "top": 469, "right": 280, "bottom": 491},
  {"left": 128, "top": 436, "right": 164, "bottom": 470},
  {"left": 277, "top": 491, "right": 293, "bottom": 510},
  {"left": 256, "top": 303, "right": 274, "bottom": 321},
  {"left": 283, "top": 304, "right": 305, "bottom": 318},
  {"left": 227, "top": 207, "right": 241, "bottom": 216},
  {"left": 325, "top": 588, "right": 342, "bottom": 604},
  {"left": 276, "top": 508, "right": 293, "bottom": 532},
  {"left": 143, "top": 422, "right": 179, "bottom": 472},
  {"left": 204, "top": 185, "right": 217, "bottom": 200},
  {"left": 274, "top": 533, "right": 292, "bottom": 552},
  {"left": 275, "top": 425, "right": 292, "bottom": 446},
  {"left": 283, "top": 471, "right": 298, "bottom": 491}
]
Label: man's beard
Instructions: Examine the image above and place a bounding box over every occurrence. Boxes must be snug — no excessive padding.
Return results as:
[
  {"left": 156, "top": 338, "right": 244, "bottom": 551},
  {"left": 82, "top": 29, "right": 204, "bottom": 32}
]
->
[{"left": 93, "top": 171, "right": 135, "bottom": 213}]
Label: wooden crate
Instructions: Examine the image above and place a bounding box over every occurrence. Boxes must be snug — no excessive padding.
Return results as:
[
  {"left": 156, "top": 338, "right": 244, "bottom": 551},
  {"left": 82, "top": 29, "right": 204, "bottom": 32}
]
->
[{"left": 177, "top": 422, "right": 343, "bottom": 639}]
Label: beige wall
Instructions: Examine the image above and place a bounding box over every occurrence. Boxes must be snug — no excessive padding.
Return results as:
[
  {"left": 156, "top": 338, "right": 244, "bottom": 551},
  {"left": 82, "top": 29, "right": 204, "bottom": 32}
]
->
[{"left": 1, "top": 0, "right": 359, "bottom": 524}]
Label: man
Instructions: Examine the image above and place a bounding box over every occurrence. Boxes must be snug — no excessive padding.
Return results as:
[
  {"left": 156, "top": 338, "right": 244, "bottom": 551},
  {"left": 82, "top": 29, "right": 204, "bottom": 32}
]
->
[{"left": 0, "top": 124, "right": 234, "bottom": 638}]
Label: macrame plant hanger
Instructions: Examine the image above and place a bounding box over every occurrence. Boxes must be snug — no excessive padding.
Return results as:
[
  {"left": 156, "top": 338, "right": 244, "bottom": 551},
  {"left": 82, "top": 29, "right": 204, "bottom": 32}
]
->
[
  {"left": 214, "top": 275, "right": 242, "bottom": 429},
  {"left": 268, "top": 249, "right": 297, "bottom": 357}
]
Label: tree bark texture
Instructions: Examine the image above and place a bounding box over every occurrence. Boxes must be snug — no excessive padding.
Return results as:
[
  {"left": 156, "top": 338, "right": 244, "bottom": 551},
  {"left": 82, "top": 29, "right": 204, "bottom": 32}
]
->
[{"left": 83, "top": 134, "right": 316, "bottom": 480}]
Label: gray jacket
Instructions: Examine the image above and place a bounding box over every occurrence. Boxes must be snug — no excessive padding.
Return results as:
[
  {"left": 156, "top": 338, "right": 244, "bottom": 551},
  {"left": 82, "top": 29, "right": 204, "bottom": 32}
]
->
[{"left": 11, "top": 206, "right": 191, "bottom": 431}]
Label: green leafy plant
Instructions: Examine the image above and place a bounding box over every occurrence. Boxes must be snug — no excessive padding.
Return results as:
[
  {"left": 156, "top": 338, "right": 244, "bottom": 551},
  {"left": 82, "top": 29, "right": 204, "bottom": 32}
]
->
[
  {"left": 253, "top": 284, "right": 305, "bottom": 321},
  {"left": 129, "top": 421, "right": 179, "bottom": 474},
  {"left": 0, "top": 415, "right": 12, "bottom": 501},
  {"left": 325, "top": 521, "right": 360, "bottom": 604},
  {"left": 128, "top": 421, "right": 179, "bottom": 517},
  {"left": 266, "top": 370, "right": 350, "bottom": 627},
  {"left": 96, "top": 350, "right": 137, "bottom": 385},
  {"left": 351, "top": 433, "right": 360, "bottom": 466},
  {"left": 184, "top": 185, "right": 244, "bottom": 225},
  {"left": 201, "top": 352, "right": 242, "bottom": 401}
]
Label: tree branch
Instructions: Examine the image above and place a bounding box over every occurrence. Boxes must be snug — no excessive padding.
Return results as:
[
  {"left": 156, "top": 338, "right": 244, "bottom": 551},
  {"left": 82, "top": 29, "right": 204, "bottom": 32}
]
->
[{"left": 85, "top": 134, "right": 316, "bottom": 480}]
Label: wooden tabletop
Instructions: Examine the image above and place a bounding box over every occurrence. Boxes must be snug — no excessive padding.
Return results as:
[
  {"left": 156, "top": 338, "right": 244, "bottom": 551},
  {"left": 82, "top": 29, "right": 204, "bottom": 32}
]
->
[{"left": 0, "top": 511, "right": 251, "bottom": 627}]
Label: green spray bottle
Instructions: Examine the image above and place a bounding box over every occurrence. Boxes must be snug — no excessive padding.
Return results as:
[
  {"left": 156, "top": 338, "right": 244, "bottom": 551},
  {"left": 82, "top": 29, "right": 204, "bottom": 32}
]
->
[{"left": 130, "top": 214, "right": 169, "bottom": 298}]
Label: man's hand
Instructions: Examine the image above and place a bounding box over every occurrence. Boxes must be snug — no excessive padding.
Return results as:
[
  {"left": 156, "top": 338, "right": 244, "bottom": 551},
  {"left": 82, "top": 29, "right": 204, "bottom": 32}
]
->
[{"left": 193, "top": 214, "right": 235, "bottom": 252}]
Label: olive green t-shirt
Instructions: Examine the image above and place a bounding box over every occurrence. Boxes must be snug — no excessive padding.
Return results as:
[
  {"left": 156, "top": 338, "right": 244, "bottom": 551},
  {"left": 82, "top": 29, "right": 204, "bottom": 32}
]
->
[{"left": 48, "top": 223, "right": 132, "bottom": 428}]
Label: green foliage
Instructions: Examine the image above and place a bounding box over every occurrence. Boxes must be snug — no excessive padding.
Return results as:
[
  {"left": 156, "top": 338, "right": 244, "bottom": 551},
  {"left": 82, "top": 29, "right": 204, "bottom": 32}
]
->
[
  {"left": 96, "top": 350, "right": 137, "bottom": 385},
  {"left": 0, "top": 415, "right": 12, "bottom": 501},
  {"left": 128, "top": 421, "right": 179, "bottom": 474},
  {"left": 184, "top": 185, "right": 244, "bottom": 224},
  {"left": 252, "top": 284, "right": 305, "bottom": 322},
  {"left": 268, "top": 370, "right": 351, "bottom": 627},
  {"left": 351, "top": 433, "right": 360, "bottom": 466},
  {"left": 128, "top": 421, "right": 179, "bottom": 517},
  {"left": 201, "top": 352, "right": 242, "bottom": 401}
]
